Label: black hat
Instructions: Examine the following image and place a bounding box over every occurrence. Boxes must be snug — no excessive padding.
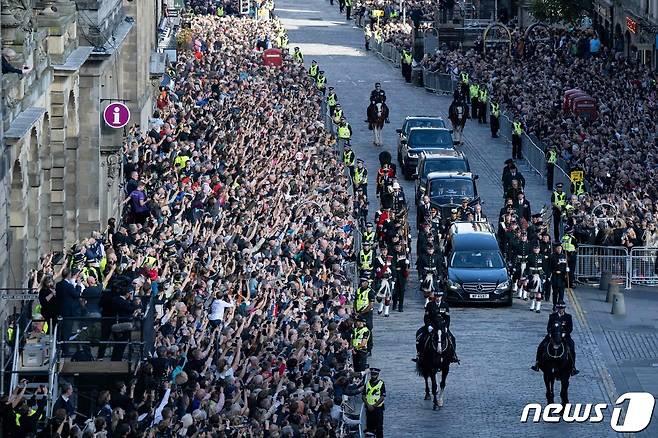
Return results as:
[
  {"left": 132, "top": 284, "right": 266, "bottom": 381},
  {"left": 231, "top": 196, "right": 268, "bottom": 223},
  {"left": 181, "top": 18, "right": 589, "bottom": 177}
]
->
[
  {"left": 357, "top": 158, "right": 364, "bottom": 164},
  {"left": 359, "top": 277, "right": 369, "bottom": 282},
  {"left": 433, "top": 290, "right": 444, "bottom": 296},
  {"left": 556, "top": 301, "right": 566, "bottom": 309},
  {"left": 366, "top": 222, "right": 373, "bottom": 228},
  {"left": 553, "top": 242, "right": 562, "bottom": 247},
  {"left": 370, "top": 367, "right": 381, "bottom": 374},
  {"left": 375, "top": 82, "right": 381, "bottom": 86},
  {"left": 533, "top": 243, "right": 540, "bottom": 249},
  {"left": 312, "top": 60, "right": 317, "bottom": 63},
  {"left": 531, "top": 213, "right": 542, "bottom": 219},
  {"left": 356, "top": 316, "right": 367, "bottom": 323},
  {"left": 461, "top": 197, "right": 469, "bottom": 202},
  {"left": 556, "top": 182, "right": 564, "bottom": 188},
  {"left": 505, "top": 158, "right": 514, "bottom": 165},
  {"left": 565, "top": 226, "right": 574, "bottom": 234},
  {"left": 328, "top": 86, "right": 334, "bottom": 90}
]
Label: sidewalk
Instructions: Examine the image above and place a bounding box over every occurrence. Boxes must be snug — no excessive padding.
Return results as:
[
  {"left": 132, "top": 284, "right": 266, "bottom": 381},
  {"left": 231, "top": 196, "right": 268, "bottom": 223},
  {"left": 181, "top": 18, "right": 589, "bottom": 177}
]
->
[{"left": 572, "top": 285, "right": 658, "bottom": 436}]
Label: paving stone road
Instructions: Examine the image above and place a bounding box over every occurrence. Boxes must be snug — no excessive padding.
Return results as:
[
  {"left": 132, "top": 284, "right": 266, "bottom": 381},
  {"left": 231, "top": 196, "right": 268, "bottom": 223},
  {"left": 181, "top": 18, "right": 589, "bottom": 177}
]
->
[{"left": 279, "top": 1, "right": 618, "bottom": 436}]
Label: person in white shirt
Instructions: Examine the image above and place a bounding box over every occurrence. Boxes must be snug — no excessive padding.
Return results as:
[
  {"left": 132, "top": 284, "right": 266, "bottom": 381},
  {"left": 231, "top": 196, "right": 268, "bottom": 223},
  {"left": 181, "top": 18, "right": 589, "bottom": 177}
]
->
[{"left": 208, "top": 291, "right": 234, "bottom": 328}]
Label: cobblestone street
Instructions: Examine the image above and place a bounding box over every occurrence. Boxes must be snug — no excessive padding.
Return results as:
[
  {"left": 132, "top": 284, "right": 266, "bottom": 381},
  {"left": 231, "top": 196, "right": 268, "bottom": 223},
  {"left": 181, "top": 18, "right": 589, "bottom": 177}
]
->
[{"left": 280, "top": 1, "right": 618, "bottom": 436}]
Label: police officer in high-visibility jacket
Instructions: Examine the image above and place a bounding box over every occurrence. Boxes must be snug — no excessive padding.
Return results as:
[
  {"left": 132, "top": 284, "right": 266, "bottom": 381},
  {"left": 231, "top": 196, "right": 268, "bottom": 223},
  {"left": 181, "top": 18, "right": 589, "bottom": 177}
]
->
[
  {"left": 561, "top": 226, "right": 577, "bottom": 287},
  {"left": 332, "top": 103, "right": 344, "bottom": 124},
  {"left": 342, "top": 142, "right": 356, "bottom": 177},
  {"left": 546, "top": 146, "right": 558, "bottom": 190},
  {"left": 551, "top": 182, "right": 567, "bottom": 240},
  {"left": 478, "top": 87, "right": 488, "bottom": 124},
  {"left": 570, "top": 179, "right": 585, "bottom": 197},
  {"left": 363, "top": 367, "right": 386, "bottom": 438},
  {"left": 316, "top": 70, "right": 327, "bottom": 95},
  {"left": 293, "top": 47, "right": 303, "bottom": 63},
  {"left": 490, "top": 101, "right": 500, "bottom": 137},
  {"left": 469, "top": 83, "right": 480, "bottom": 119},
  {"left": 337, "top": 117, "right": 352, "bottom": 142},
  {"left": 345, "top": 0, "right": 353, "bottom": 20},
  {"left": 308, "top": 60, "right": 319, "bottom": 79},
  {"left": 353, "top": 158, "right": 368, "bottom": 196},
  {"left": 512, "top": 119, "right": 523, "bottom": 159},
  {"left": 401, "top": 47, "right": 413, "bottom": 83},
  {"left": 326, "top": 87, "right": 338, "bottom": 116},
  {"left": 351, "top": 317, "right": 370, "bottom": 372}
]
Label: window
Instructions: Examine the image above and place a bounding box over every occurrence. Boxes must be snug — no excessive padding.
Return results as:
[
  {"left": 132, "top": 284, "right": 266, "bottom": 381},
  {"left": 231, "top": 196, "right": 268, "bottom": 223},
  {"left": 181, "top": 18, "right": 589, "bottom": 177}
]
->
[
  {"left": 409, "top": 130, "right": 453, "bottom": 148},
  {"left": 451, "top": 250, "right": 505, "bottom": 269},
  {"left": 429, "top": 178, "right": 474, "bottom": 198},
  {"left": 404, "top": 118, "right": 445, "bottom": 134},
  {"left": 424, "top": 159, "right": 468, "bottom": 174}
]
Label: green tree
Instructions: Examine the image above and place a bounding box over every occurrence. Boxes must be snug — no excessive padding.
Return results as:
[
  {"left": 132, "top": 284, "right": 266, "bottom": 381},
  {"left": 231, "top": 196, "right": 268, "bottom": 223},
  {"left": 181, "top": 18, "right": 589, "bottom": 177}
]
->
[{"left": 530, "top": 0, "right": 593, "bottom": 25}]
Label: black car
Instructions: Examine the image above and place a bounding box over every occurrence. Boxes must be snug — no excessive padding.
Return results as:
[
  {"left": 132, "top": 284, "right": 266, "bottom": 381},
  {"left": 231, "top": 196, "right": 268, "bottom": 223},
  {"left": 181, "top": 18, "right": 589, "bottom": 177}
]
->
[
  {"left": 396, "top": 116, "right": 448, "bottom": 157},
  {"left": 398, "top": 127, "right": 455, "bottom": 179},
  {"left": 414, "top": 150, "right": 471, "bottom": 205},
  {"left": 442, "top": 222, "right": 513, "bottom": 305},
  {"left": 417, "top": 171, "right": 478, "bottom": 220}
]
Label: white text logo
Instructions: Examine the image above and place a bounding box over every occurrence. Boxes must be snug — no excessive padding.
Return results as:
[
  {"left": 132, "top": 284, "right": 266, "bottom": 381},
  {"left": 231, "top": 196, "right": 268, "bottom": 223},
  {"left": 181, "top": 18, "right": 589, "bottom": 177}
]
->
[{"left": 520, "top": 392, "right": 655, "bottom": 432}]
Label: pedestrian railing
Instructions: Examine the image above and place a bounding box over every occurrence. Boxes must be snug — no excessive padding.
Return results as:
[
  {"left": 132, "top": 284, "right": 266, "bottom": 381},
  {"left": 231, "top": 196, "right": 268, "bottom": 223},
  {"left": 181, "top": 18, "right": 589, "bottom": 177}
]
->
[
  {"left": 575, "top": 245, "right": 631, "bottom": 289},
  {"left": 422, "top": 69, "right": 455, "bottom": 95},
  {"left": 629, "top": 247, "right": 658, "bottom": 286},
  {"left": 423, "top": 28, "right": 438, "bottom": 56}
]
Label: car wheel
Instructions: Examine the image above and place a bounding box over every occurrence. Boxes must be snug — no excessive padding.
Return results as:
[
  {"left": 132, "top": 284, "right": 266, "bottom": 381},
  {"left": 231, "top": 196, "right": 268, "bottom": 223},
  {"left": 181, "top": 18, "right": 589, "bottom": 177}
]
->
[
  {"left": 397, "top": 151, "right": 403, "bottom": 165},
  {"left": 505, "top": 291, "right": 513, "bottom": 306}
]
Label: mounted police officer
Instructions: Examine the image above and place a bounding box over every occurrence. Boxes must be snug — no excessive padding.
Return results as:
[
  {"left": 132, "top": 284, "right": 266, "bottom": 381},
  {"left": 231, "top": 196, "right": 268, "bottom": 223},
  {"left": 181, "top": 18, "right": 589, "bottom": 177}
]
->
[
  {"left": 414, "top": 290, "right": 458, "bottom": 363},
  {"left": 363, "top": 367, "right": 386, "bottom": 438},
  {"left": 531, "top": 301, "right": 579, "bottom": 375},
  {"left": 369, "top": 82, "right": 389, "bottom": 123}
]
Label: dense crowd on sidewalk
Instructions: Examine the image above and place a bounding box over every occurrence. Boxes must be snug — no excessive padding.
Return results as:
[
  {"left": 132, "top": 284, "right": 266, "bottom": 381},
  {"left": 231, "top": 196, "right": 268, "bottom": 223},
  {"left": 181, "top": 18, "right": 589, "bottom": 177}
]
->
[
  {"left": 419, "top": 27, "right": 658, "bottom": 247},
  {"left": 1, "top": 10, "right": 377, "bottom": 438}
]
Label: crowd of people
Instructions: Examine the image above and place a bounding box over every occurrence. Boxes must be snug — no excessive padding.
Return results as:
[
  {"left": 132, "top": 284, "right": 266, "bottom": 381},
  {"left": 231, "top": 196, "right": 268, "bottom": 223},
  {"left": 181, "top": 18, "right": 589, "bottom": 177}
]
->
[
  {"left": 418, "top": 26, "right": 658, "bottom": 248},
  {"left": 0, "top": 6, "right": 396, "bottom": 438}
]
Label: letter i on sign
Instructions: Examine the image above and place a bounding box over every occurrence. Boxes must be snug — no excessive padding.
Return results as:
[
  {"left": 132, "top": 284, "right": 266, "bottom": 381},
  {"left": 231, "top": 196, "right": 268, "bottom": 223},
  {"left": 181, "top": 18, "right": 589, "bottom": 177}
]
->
[{"left": 113, "top": 107, "right": 121, "bottom": 125}]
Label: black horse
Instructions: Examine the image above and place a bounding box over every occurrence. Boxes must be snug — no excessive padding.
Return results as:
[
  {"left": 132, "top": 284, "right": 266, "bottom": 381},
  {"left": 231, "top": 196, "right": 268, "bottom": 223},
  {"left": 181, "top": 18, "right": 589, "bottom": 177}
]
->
[
  {"left": 416, "top": 325, "right": 455, "bottom": 410},
  {"left": 537, "top": 322, "right": 572, "bottom": 405}
]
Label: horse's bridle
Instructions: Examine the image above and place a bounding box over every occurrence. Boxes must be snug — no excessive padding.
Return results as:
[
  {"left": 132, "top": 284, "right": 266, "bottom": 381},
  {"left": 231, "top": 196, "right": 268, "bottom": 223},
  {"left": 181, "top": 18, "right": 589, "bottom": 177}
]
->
[{"left": 546, "top": 342, "right": 565, "bottom": 359}]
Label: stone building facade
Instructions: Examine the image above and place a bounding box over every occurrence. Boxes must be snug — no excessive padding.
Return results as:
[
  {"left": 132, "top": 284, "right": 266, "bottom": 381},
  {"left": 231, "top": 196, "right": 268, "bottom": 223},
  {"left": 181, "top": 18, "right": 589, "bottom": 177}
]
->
[{"left": 0, "top": 0, "right": 160, "bottom": 290}]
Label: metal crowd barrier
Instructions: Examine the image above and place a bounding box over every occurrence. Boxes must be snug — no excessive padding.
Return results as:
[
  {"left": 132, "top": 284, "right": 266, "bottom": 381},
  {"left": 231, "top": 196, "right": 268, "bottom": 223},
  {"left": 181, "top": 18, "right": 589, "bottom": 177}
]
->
[
  {"left": 422, "top": 69, "right": 455, "bottom": 95},
  {"left": 575, "top": 245, "right": 630, "bottom": 289},
  {"left": 630, "top": 247, "right": 658, "bottom": 286},
  {"left": 423, "top": 28, "right": 438, "bottom": 56}
]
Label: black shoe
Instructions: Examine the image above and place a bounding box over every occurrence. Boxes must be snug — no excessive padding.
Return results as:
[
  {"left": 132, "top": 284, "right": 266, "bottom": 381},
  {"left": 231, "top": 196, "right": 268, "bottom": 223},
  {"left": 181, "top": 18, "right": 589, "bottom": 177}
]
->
[
  {"left": 492, "top": 134, "right": 499, "bottom": 138},
  {"left": 571, "top": 368, "right": 580, "bottom": 376},
  {"left": 392, "top": 304, "right": 397, "bottom": 311},
  {"left": 385, "top": 119, "right": 390, "bottom": 123},
  {"left": 398, "top": 307, "right": 403, "bottom": 312},
  {"left": 412, "top": 357, "right": 418, "bottom": 362},
  {"left": 531, "top": 365, "right": 539, "bottom": 372}
]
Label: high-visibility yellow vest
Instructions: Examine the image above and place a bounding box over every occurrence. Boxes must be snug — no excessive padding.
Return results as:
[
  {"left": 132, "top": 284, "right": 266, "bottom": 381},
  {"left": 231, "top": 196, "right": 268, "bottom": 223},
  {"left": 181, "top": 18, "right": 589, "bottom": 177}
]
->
[
  {"left": 175, "top": 155, "right": 190, "bottom": 168},
  {"left": 572, "top": 180, "right": 585, "bottom": 196},
  {"left": 513, "top": 122, "right": 523, "bottom": 135},
  {"left": 143, "top": 256, "right": 157, "bottom": 268},
  {"left": 327, "top": 93, "right": 337, "bottom": 107},
  {"left": 353, "top": 167, "right": 366, "bottom": 184},
  {"left": 553, "top": 191, "right": 566, "bottom": 208},
  {"left": 293, "top": 50, "right": 303, "bottom": 63},
  {"left": 390, "top": 10, "right": 399, "bottom": 18},
  {"left": 343, "top": 149, "right": 355, "bottom": 166},
  {"left": 363, "top": 230, "right": 375, "bottom": 242},
  {"left": 491, "top": 102, "right": 500, "bottom": 117},
  {"left": 352, "top": 326, "right": 370, "bottom": 349},
  {"left": 547, "top": 150, "right": 557, "bottom": 164},
  {"left": 460, "top": 72, "right": 469, "bottom": 84},
  {"left": 309, "top": 64, "right": 318, "bottom": 77},
  {"left": 216, "top": 6, "right": 224, "bottom": 17},
  {"left": 355, "top": 287, "right": 371, "bottom": 312},
  {"left": 469, "top": 84, "right": 479, "bottom": 98},
  {"left": 479, "top": 89, "right": 488, "bottom": 103},
  {"left": 359, "top": 251, "right": 373, "bottom": 270},
  {"left": 337, "top": 124, "right": 351, "bottom": 139},
  {"left": 366, "top": 380, "right": 384, "bottom": 405},
  {"left": 402, "top": 50, "right": 412, "bottom": 65},
  {"left": 561, "top": 235, "right": 576, "bottom": 252},
  {"left": 316, "top": 75, "right": 326, "bottom": 89}
]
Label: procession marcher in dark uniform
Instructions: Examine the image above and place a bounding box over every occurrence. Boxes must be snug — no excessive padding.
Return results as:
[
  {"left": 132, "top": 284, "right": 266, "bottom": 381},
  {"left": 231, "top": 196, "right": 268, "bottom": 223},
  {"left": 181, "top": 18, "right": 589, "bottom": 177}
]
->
[
  {"left": 524, "top": 243, "right": 545, "bottom": 312},
  {"left": 417, "top": 195, "right": 432, "bottom": 230},
  {"left": 551, "top": 182, "right": 567, "bottom": 240},
  {"left": 526, "top": 213, "right": 543, "bottom": 243},
  {"left": 416, "top": 244, "right": 442, "bottom": 291},
  {"left": 539, "top": 232, "right": 553, "bottom": 302},
  {"left": 391, "top": 240, "right": 410, "bottom": 312},
  {"left": 457, "top": 197, "right": 473, "bottom": 220},
  {"left": 515, "top": 191, "right": 532, "bottom": 223},
  {"left": 416, "top": 222, "right": 433, "bottom": 257},
  {"left": 351, "top": 316, "right": 370, "bottom": 372},
  {"left": 502, "top": 163, "right": 526, "bottom": 195},
  {"left": 363, "top": 367, "right": 386, "bottom": 438},
  {"left": 531, "top": 301, "right": 579, "bottom": 375},
  {"left": 512, "top": 231, "right": 531, "bottom": 298},
  {"left": 376, "top": 162, "right": 395, "bottom": 201},
  {"left": 490, "top": 101, "right": 500, "bottom": 137},
  {"left": 550, "top": 243, "right": 568, "bottom": 310},
  {"left": 391, "top": 181, "right": 407, "bottom": 217}
]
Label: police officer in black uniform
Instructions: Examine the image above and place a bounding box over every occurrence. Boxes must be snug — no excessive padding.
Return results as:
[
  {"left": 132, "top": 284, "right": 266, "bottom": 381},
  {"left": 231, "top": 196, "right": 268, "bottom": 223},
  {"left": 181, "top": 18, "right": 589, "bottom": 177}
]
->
[
  {"left": 539, "top": 233, "right": 553, "bottom": 302},
  {"left": 512, "top": 231, "right": 531, "bottom": 298},
  {"left": 531, "top": 301, "right": 579, "bottom": 375},
  {"left": 549, "top": 242, "right": 568, "bottom": 310},
  {"left": 414, "top": 290, "right": 458, "bottom": 363}
]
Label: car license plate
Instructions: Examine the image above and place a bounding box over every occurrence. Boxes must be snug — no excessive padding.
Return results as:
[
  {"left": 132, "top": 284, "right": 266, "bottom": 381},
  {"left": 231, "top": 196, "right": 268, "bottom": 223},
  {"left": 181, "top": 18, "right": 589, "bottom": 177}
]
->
[{"left": 469, "top": 293, "right": 489, "bottom": 299}]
